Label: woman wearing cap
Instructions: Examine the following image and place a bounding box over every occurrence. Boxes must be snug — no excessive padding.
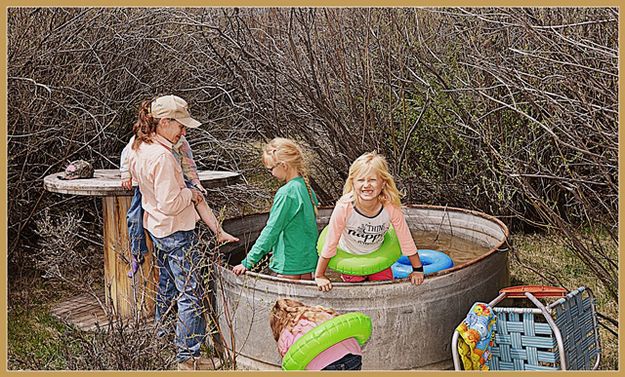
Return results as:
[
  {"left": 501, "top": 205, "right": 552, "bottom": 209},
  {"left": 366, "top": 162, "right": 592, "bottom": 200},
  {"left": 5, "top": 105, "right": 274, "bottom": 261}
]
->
[
  {"left": 127, "top": 95, "right": 220, "bottom": 370},
  {"left": 121, "top": 97, "right": 238, "bottom": 278}
]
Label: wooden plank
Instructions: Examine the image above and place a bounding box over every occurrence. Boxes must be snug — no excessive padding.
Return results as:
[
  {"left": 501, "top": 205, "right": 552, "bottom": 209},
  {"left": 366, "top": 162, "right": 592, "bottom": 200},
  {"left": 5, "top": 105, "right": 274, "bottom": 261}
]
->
[
  {"left": 102, "top": 196, "right": 117, "bottom": 314},
  {"left": 49, "top": 296, "right": 91, "bottom": 316},
  {"left": 67, "top": 307, "right": 108, "bottom": 326},
  {"left": 50, "top": 294, "right": 109, "bottom": 331},
  {"left": 52, "top": 302, "right": 99, "bottom": 319},
  {"left": 43, "top": 169, "right": 240, "bottom": 196},
  {"left": 50, "top": 294, "right": 154, "bottom": 332}
]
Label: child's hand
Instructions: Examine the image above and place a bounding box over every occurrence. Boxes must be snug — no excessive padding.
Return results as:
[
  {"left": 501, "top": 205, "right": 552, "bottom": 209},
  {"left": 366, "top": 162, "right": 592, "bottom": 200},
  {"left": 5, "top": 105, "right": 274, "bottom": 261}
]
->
[
  {"left": 409, "top": 271, "right": 424, "bottom": 286},
  {"left": 121, "top": 178, "right": 133, "bottom": 190},
  {"left": 315, "top": 275, "right": 333, "bottom": 292},
  {"left": 232, "top": 264, "right": 247, "bottom": 275},
  {"left": 191, "top": 189, "right": 204, "bottom": 204}
]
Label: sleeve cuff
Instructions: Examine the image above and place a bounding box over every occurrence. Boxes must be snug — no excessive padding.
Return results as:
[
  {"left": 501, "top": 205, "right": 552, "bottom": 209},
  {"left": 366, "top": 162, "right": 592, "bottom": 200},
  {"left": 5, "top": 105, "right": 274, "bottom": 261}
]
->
[
  {"left": 181, "top": 187, "right": 193, "bottom": 202},
  {"left": 402, "top": 249, "right": 419, "bottom": 257},
  {"left": 241, "top": 259, "right": 252, "bottom": 269}
]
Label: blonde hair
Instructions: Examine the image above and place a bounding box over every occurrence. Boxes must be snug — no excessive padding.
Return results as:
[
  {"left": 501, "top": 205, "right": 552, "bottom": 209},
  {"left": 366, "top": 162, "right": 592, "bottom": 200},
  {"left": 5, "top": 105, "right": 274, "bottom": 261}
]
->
[
  {"left": 269, "top": 298, "right": 338, "bottom": 341},
  {"left": 343, "top": 151, "right": 402, "bottom": 207},
  {"left": 263, "top": 138, "right": 317, "bottom": 215}
]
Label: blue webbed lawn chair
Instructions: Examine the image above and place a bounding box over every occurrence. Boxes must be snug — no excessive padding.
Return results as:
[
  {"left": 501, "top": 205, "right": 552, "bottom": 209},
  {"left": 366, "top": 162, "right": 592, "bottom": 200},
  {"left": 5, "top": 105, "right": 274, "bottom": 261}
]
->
[{"left": 452, "top": 285, "right": 601, "bottom": 371}]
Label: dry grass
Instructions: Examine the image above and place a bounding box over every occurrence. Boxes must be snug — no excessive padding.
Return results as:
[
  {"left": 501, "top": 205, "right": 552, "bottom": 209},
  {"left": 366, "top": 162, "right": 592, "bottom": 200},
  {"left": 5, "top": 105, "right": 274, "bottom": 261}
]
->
[{"left": 509, "top": 232, "right": 618, "bottom": 370}]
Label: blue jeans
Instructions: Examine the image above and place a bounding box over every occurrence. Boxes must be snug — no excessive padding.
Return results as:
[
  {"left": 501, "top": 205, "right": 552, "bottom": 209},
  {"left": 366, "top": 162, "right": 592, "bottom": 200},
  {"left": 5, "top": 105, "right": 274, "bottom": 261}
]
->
[
  {"left": 150, "top": 230, "right": 206, "bottom": 362},
  {"left": 127, "top": 188, "right": 148, "bottom": 257},
  {"left": 127, "top": 181, "right": 195, "bottom": 258},
  {"left": 322, "top": 354, "right": 362, "bottom": 370}
]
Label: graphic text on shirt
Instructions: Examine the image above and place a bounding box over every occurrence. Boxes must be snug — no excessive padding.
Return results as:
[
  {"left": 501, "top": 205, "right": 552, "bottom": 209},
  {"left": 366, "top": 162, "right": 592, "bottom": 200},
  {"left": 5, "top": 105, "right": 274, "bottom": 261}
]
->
[{"left": 347, "top": 223, "right": 389, "bottom": 245}]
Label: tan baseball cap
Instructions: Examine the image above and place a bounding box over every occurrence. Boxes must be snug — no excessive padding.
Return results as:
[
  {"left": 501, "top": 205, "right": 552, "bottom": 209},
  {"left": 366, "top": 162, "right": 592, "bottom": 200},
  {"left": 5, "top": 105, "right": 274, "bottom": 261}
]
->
[{"left": 150, "top": 95, "right": 201, "bottom": 128}]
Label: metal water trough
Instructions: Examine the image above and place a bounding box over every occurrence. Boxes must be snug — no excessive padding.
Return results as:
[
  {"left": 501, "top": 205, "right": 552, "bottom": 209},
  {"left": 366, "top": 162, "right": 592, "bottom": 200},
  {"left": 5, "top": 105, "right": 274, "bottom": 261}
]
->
[{"left": 215, "top": 205, "right": 510, "bottom": 370}]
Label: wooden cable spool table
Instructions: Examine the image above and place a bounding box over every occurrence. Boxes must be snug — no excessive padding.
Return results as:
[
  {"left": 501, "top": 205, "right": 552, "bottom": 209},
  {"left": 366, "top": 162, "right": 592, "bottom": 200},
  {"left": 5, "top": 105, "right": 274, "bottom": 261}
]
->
[{"left": 43, "top": 169, "right": 240, "bottom": 330}]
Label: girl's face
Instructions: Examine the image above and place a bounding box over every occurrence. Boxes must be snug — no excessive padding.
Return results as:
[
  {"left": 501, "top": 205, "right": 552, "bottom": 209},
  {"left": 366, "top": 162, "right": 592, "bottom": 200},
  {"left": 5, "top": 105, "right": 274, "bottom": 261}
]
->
[
  {"left": 353, "top": 171, "right": 385, "bottom": 203},
  {"left": 265, "top": 157, "right": 288, "bottom": 181}
]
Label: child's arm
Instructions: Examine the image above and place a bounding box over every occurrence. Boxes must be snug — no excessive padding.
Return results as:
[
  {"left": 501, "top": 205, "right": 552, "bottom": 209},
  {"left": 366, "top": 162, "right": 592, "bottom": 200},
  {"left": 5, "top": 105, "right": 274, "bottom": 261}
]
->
[
  {"left": 388, "top": 204, "right": 424, "bottom": 286},
  {"left": 314, "top": 256, "right": 332, "bottom": 291},
  {"left": 194, "top": 200, "right": 239, "bottom": 244},
  {"left": 120, "top": 137, "right": 134, "bottom": 190},
  {"left": 176, "top": 136, "right": 202, "bottom": 185},
  {"left": 174, "top": 136, "right": 209, "bottom": 195},
  {"left": 314, "top": 200, "right": 349, "bottom": 291},
  {"left": 233, "top": 191, "right": 296, "bottom": 275}
]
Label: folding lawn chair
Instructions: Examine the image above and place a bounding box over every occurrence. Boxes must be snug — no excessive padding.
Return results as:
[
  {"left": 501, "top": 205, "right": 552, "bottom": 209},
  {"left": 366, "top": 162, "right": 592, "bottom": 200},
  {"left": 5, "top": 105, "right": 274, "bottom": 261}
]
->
[{"left": 451, "top": 285, "right": 601, "bottom": 371}]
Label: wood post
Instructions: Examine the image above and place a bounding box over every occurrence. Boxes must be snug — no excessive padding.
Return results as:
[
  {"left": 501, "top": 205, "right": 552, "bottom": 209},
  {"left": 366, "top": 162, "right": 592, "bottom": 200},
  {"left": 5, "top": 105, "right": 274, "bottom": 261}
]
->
[{"left": 102, "top": 196, "right": 158, "bottom": 319}]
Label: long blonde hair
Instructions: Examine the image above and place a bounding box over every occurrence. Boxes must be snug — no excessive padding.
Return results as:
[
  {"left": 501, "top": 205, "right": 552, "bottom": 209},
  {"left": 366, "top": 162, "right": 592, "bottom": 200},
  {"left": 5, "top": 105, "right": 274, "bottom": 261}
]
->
[
  {"left": 270, "top": 298, "right": 338, "bottom": 341},
  {"left": 343, "top": 151, "right": 402, "bottom": 207},
  {"left": 263, "top": 138, "right": 317, "bottom": 215}
]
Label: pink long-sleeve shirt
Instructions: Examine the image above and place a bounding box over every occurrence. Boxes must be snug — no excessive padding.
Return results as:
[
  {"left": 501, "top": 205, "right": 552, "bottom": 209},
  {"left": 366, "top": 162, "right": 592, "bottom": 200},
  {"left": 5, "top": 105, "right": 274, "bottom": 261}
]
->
[
  {"left": 128, "top": 134, "right": 199, "bottom": 238},
  {"left": 277, "top": 318, "right": 362, "bottom": 370},
  {"left": 320, "top": 194, "right": 418, "bottom": 258},
  {"left": 121, "top": 135, "right": 201, "bottom": 187}
]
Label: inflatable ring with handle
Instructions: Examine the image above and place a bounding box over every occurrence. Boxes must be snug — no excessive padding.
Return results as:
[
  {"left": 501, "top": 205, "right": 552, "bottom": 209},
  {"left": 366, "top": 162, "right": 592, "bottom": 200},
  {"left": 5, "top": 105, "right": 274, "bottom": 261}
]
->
[
  {"left": 391, "top": 249, "right": 454, "bottom": 278},
  {"left": 282, "top": 312, "right": 372, "bottom": 370},
  {"left": 316, "top": 225, "right": 401, "bottom": 276}
]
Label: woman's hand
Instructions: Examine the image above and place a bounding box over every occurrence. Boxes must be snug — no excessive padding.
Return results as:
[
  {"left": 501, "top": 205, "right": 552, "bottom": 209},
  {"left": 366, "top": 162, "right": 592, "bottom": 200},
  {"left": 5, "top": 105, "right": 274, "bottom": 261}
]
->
[
  {"left": 409, "top": 271, "right": 424, "bottom": 286},
  {"left": 315, "top": 275, "right": 333, "bottom": 292},
  {"left": 121, "top": 178, "right": 133, "bottom": 190},
  {"left": 232, "top": 264, "right": 247, "bottom": 275}
]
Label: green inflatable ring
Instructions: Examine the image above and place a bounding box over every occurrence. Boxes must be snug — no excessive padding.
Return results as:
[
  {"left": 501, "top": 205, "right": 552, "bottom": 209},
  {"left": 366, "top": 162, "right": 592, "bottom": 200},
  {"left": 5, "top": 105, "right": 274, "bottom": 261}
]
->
[
  {"left": 282, "top": 312, "right": 372, "bottom": 370},
  {"left": 316, "top": 225, "right": 402, "bottom": 276}
]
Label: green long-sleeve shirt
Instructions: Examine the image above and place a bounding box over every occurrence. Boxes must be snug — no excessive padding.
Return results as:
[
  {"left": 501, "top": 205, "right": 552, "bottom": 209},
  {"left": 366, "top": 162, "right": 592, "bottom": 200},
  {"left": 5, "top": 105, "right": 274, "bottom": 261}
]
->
[{"left": 241, "top": 176, "right": 319, "bottom": 275}]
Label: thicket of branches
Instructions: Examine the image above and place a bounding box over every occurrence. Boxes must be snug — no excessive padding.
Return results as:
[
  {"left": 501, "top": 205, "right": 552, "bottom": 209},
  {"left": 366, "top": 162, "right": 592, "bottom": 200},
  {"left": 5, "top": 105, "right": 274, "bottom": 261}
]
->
[{"left": 8, "top": 6, "right": 618, "bottom": 342}]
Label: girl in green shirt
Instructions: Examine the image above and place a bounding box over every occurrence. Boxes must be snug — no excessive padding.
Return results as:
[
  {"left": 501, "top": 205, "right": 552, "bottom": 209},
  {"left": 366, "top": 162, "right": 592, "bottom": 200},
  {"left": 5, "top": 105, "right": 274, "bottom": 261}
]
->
[{"left": 232, "top": 138, "right": 319, "bottom": 280}]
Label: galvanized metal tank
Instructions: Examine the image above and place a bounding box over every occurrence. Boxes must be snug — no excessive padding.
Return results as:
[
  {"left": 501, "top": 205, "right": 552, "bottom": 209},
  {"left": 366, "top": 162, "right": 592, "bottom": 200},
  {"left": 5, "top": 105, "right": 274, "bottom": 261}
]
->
[{"left": 215, "top": 205, "right": 510, "bottom": 370}]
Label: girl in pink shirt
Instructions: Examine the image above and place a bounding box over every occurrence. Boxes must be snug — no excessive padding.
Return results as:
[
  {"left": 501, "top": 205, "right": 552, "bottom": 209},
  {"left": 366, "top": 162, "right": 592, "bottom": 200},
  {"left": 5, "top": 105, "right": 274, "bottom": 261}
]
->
[
  {"left": 270, "top": 298, "right": 363, "bottom": 370},
  {"left": 315, "top": 152, "right": 424, "bottom": 291}
]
